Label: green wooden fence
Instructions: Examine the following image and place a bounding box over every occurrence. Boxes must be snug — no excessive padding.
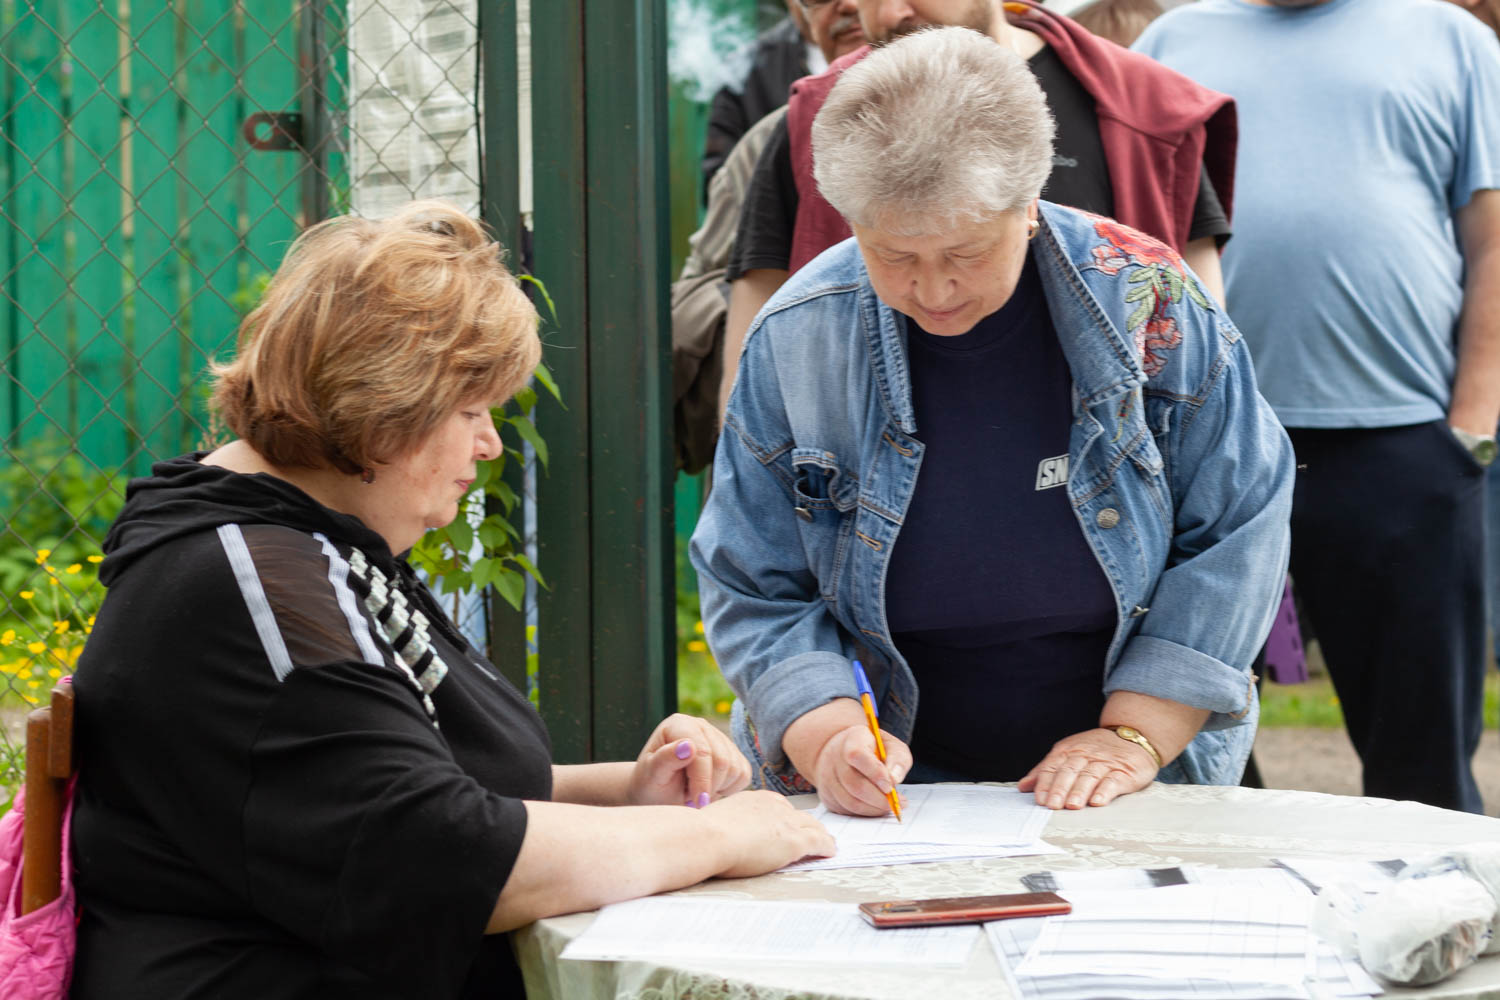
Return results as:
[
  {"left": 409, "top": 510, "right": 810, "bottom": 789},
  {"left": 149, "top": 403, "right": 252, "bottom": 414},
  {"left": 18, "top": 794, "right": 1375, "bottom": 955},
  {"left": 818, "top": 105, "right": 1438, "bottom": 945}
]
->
[{"left": 1, "top": 0, "right": 345, "bottom": 477}]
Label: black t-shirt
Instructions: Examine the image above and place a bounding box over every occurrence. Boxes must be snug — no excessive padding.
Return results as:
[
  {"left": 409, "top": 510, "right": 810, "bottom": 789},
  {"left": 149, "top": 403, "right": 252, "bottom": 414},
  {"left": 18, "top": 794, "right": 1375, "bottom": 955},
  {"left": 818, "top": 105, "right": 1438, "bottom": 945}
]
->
[
  {"left": 1030, "top": 47, "right": 1113, "bottom": 216},
  {"left": 883, "top": 253, "right": 1117, "bottom": 780},
  {"left": 71, "top": 459, "right": 553, "bottom": 1000},
  {"left": 726, "top": 47, "right": 1230, "bottom": 281}
]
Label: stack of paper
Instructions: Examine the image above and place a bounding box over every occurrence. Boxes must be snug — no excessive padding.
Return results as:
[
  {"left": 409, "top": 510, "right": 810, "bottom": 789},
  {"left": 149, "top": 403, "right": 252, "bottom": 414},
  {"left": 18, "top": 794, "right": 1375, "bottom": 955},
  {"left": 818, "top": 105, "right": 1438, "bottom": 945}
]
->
[
  {"left": 1023, "top": 864, "right": 1312, "bottom": 896},
  {"left": 989, "top": 911, "right": 1379, "bottom": 1000},
  {"left": 992, "top": 873, "right": 1382, "bottom": 1000},
  {"left": 1272, "top": 857, "right": 1405, "bottom": 895},
  {"left": 560, "top": 897, "right": 979, "bottom": 966},
  {"left": 783, "top": 785, "right": 1058, "bottom": 871}
]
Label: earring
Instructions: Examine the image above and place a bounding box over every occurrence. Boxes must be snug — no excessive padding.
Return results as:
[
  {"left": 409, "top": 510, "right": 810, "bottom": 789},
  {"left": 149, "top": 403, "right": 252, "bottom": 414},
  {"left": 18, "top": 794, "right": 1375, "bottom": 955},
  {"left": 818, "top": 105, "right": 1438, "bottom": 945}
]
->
[
  {"left": 360, "top": 467, "right": 376, "bottom": 485},
  {"left": 1026, "top": 218, "right": 1040, "bottom": 241}
]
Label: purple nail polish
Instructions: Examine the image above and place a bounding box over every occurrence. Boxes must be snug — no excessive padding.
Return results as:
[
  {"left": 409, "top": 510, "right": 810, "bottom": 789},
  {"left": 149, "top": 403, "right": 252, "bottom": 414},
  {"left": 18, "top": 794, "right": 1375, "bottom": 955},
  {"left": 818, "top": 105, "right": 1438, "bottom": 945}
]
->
[
  {"left": 696, "top": 792, "right": 711, "bottom": 808},
  {"left": 675, "top": 740, "right": 693, "bottom": 760}
]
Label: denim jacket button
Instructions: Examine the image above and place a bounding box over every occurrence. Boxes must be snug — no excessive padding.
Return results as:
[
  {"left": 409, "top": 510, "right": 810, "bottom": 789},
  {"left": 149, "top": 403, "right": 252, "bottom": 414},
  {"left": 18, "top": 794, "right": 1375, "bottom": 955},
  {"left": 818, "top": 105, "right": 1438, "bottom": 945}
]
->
[
  {"left": 794, "top": 506, "right": 814, "bottom": 522},
  {"left": 1096, "top": 507, "right": 1121, "bottom": 529}
]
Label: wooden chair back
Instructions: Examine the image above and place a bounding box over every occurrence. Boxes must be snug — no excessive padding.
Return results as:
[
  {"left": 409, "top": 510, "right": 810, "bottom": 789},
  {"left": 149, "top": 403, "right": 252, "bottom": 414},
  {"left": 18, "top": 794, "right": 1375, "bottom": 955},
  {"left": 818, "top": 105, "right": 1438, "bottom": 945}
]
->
[{"left": 22, "top": 681, "right": 75, "bottom": 915}]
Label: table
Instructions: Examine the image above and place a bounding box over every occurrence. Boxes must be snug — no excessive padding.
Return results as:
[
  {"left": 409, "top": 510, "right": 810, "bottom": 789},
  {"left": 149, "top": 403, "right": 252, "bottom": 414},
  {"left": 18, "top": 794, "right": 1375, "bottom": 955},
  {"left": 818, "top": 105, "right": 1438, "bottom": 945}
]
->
[{"left": 514, "top": 784, "right": 1500, "bottom": 1000}]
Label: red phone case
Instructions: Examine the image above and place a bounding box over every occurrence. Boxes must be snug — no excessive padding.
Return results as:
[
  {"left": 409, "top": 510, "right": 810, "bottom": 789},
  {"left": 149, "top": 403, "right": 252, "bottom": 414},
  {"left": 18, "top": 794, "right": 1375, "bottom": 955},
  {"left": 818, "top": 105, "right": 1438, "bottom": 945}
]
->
[{"left": 857, "top": 890, "right": 1071, "bottom": 928}]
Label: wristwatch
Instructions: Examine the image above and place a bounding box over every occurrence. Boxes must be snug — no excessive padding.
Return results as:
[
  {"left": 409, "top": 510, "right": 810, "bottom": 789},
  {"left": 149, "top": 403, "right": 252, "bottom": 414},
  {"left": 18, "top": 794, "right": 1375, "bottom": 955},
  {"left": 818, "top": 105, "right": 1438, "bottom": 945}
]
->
[
  {"left": 1106, "top": 725, "right": 1162, "bottom": 768},
  {"left": 1451, "top": 426, "right": 1498, "bottom": 467}
]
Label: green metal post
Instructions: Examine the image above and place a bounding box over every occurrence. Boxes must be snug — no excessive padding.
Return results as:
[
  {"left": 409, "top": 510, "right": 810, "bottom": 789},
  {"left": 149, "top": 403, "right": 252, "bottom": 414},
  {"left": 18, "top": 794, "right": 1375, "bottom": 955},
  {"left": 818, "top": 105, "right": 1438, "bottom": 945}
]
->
[
  {"left": 478, "top": 0, "right": 527, "bottom": 692},
  {"left": 530, "top": 0, "right": 594, "bottom": 763},
  {"left": 583, "top": 0, "right": 675, "bottom": 761},
  {"left": 530, "top": 0, "right": 675, "bottom": 763}
]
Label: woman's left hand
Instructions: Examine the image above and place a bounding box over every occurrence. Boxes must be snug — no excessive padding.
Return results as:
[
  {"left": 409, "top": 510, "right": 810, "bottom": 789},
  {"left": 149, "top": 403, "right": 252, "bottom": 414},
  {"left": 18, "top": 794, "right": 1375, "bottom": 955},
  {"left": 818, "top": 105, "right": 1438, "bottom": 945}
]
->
[
  {"left": 1017, "top": 727, "right": 1159, "bottom": 810},
  {"left": 627, "top": 713, "right": 753, "bottom": 808}
]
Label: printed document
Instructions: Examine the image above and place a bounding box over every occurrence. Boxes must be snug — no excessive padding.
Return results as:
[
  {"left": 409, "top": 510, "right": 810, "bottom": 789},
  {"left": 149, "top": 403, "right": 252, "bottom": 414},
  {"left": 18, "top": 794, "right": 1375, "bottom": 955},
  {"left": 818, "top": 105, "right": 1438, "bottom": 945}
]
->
[
  {"left": 810, "top": 784, "right": 1051, "bottom": 847},
  {"left": 560, "top": 896, "right": 979, "bottom": 966}
]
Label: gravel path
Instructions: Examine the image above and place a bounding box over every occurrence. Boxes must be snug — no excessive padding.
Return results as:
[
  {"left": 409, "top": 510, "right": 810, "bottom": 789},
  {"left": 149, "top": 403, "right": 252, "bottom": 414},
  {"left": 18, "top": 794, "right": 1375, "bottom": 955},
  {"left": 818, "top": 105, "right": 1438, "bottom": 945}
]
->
[{"left": 1251, "top": 727, "right": 1500, "bottom": 818}]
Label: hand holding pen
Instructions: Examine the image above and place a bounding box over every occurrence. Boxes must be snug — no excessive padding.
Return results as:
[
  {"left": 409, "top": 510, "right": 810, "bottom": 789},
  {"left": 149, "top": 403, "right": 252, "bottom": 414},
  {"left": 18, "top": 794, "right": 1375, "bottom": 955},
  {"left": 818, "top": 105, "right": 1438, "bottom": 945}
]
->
[{"left": 780, "top": 669, "right": 912, "bottom": 817}]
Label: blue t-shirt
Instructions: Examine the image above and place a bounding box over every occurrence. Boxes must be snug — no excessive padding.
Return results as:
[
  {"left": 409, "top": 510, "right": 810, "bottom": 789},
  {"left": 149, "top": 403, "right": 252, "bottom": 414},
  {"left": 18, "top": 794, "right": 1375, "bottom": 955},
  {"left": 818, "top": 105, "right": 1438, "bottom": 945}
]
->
[
  {"left": 1135, "top": 0, "right": 1500, "bottom": 428},
  {"left": 884, "top": 253, "right": 1116, "bottom": 781}
]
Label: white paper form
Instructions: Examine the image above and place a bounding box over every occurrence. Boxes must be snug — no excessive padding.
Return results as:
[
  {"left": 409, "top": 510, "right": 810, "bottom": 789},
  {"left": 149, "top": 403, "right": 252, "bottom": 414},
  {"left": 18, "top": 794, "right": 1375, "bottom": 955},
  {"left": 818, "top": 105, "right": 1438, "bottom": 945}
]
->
[
  {"left": 1272, "top": 858, "right": 1405, "bottom": 895},
  {"left": 1014, "top": 885, "right": 1319, "bottom": 985},
  {"left": 988, "top": 916, "right": 1378, "bottom": 1000},
  {"left": 1002, "top": 869, "right": 1381, "bottom": 999},
  {"left": 560, "top": 896, "right": 979, "bottom": 966},
  {"left": 783, "top": 839, "right": 1062, "bottom": 873},
  {"left": 1023, "top": 865, "right": 1312, "bottom": 897},
  {"left": 810, "top": 784, "right": 1051, "bottom": 847}
]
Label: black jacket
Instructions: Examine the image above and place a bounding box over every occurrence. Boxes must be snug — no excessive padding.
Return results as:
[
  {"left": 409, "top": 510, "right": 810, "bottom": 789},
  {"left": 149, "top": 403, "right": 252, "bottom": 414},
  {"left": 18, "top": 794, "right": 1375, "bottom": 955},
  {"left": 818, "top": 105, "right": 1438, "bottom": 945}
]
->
[{"left": 701, "top": 16, "right": 808, "bottom": 198}]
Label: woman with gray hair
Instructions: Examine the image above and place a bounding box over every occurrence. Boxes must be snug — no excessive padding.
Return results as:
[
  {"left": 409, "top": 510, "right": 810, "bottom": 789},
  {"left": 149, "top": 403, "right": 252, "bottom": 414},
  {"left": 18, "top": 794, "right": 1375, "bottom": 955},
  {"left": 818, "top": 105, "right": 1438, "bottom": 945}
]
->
[{"left": 691, "top": 27, "right": 1294, "bottom": 816}]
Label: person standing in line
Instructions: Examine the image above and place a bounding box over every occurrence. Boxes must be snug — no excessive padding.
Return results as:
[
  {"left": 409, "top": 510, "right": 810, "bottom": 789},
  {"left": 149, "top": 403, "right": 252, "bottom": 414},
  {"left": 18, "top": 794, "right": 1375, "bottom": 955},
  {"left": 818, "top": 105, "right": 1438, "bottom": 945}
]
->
[
  {"left": 717, "top": 0, "right": 1239, "bottom": 425},
  {"left": 1136, "top": 0, "right": 1500, "bottom": 813},
  {"left": 701, "top": 0, "right": 866, "bottom": 197}
]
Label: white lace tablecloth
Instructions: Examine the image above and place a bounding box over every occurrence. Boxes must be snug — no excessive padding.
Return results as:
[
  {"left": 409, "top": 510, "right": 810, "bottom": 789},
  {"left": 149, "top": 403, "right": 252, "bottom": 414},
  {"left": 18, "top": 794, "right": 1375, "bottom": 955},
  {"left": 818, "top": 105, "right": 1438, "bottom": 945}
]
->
[{"left": 514, "top": 784, "right": 1500, "bottom": 1000}]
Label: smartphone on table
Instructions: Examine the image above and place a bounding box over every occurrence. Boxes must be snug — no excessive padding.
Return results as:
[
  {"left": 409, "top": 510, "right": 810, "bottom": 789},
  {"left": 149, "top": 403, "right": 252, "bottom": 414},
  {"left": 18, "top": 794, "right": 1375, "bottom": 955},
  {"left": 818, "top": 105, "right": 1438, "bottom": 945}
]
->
[{"left": 858, "top": 890, "right": 1071, "bottom": 928}]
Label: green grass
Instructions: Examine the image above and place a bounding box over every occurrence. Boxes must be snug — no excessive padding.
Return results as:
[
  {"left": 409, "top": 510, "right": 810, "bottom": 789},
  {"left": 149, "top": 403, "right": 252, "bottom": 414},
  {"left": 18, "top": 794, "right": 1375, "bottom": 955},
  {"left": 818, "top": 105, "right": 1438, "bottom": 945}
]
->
[{"left": 1259, "top": 672, "right": 1500, "bottom": 729}]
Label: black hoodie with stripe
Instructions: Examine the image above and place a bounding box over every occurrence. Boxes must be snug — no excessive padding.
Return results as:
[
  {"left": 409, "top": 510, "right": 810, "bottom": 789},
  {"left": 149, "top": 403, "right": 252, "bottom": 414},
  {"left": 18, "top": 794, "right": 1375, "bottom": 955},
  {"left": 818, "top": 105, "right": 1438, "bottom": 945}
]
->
[{"left": 71, "top": 454, "right": 551, "bottom": 999}]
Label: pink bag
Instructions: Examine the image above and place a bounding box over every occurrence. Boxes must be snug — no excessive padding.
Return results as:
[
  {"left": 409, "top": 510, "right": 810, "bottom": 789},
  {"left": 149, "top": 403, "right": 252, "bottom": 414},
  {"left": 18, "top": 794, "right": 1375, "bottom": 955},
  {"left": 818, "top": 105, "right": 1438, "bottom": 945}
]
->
[{"left": 0, "top": 779, "right": 77, "bottom": 998}]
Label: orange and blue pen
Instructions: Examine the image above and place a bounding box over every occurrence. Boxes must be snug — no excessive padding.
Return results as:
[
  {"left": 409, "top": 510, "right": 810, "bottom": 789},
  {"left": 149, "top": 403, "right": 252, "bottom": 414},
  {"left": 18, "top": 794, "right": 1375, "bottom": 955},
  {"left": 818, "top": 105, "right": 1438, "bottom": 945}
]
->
[{"left": 851, "top": 659, "right": 902, "bottom": 822}]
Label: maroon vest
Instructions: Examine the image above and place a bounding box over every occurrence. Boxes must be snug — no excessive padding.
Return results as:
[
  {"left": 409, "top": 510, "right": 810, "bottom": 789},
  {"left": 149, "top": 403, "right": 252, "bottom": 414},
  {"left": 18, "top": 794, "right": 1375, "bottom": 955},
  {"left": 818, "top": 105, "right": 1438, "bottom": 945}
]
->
[{"left": 784, "top": 1, "right": 1237, "bottom": 273}]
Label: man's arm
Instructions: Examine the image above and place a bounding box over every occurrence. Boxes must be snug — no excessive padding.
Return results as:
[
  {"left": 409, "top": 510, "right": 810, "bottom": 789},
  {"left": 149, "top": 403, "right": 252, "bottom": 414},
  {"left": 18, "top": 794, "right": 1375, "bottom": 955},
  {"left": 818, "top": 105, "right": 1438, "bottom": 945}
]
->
[
  {"left": 1182, "top": 237, "right": 1225, "bottom": 307},
  {"left": 720, "top": 268, "right": 789, "bottom": 423},
  {"left": 1448, "top": 189, "right": 1500, "bottom": 436}
]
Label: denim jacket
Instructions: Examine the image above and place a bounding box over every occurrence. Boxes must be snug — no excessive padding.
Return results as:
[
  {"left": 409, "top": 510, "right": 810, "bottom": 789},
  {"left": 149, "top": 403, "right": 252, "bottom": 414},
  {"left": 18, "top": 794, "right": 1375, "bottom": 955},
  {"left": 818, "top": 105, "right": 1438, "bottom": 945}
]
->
[{"left": 690, "top": 202, "right": 1294, "bottom": 791}]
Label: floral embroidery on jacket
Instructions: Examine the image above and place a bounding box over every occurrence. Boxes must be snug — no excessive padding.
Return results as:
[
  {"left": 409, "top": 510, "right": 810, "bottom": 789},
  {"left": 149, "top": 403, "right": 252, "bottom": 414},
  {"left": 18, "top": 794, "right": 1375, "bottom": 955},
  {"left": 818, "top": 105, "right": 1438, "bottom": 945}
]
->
[
  {"left": 1085, "top": 215, "right": 1212, "bottom": 377},
  {"left": 747, "top": 711, "right": 816, "bottom": 794}
]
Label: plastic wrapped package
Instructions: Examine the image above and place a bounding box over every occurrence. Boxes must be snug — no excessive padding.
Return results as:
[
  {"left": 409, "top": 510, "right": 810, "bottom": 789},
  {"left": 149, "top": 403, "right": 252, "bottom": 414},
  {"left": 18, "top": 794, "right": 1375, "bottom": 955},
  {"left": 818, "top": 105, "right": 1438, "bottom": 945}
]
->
[
  {"left": 1351, "top": 870, "right": 1494, "bottom": 986},
  {"left": 1398, "top": 843, "right": 1500, "bottom": 955}
]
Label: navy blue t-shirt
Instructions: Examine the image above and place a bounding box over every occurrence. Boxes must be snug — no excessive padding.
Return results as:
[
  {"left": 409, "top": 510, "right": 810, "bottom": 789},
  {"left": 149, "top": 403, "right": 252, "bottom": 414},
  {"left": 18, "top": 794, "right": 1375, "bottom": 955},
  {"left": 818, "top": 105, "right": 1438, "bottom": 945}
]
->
[{"left": 884, "top": 252, "right": 1117, "bottom": 781}]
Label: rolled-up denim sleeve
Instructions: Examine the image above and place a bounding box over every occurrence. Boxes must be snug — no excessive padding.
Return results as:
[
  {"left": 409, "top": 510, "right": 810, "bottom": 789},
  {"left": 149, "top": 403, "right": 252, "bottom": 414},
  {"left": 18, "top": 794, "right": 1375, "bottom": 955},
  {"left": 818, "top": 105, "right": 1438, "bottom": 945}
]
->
[
  {"left": 1105, "top": 319, "right": 1294, "bottom": 730},
  {"left": 689, "top": 327, "right": 858, "bottom": 769}
]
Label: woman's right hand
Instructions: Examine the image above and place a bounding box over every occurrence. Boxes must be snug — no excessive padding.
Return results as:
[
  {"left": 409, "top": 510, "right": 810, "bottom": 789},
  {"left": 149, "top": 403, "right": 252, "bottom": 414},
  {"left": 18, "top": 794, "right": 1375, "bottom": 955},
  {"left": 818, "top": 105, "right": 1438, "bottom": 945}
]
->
[
  {"left": 783, "top": 700, "right": 913, "bottom": 817},
  {"left": 703, "top": 791, "right": 836, "bottom": 877}
]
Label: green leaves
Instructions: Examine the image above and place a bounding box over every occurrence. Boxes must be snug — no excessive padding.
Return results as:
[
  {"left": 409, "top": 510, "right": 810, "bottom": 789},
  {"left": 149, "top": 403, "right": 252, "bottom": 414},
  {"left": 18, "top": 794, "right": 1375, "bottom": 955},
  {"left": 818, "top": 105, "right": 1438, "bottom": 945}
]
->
[
  {"left": 411, "top": 304, "right": 562, "bottom": 623},
  {"left": 506, "top": 413, "right": 549, "bottom": 470}
]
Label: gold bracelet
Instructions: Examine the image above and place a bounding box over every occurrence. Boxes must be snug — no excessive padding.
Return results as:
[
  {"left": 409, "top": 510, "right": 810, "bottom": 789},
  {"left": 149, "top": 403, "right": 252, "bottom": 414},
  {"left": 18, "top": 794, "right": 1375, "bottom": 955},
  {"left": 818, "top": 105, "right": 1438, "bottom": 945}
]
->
[{"left": 1106, "top": 725, "right": 1162, "bottom": 769}]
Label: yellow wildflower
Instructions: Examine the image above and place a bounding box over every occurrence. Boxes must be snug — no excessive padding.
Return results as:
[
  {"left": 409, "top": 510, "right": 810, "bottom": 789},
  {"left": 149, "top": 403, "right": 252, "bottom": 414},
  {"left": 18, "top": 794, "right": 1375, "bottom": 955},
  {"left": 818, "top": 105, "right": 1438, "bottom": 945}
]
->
[
  {"left": 686, "top": 639, "right": 707, "bottom": 653},
  {"left": 48, "top": 576, "right": 59, "bottom": 586},
  {"left": 47, "top": 668, "right": 61, "bottom": 679},
  {"left": 17, "top": 668, "right": 31, "bottom": 679},
  {"left": 714, "top": 699, "right": 732, "bottom": 715},
  {"left": 0, "top": 629, "right": 12, "bottom": 645},
  {"left": 693, "top": 620, "right": 705, "bottom": 635},
  {"left": 22, "top": 695, "right": 37, "bottom": 706},
  {"left": 86, "top": 615, "right": 96, "bottom": 628},
  {"left": 25, "top": 643, "right": 44, "bottom": 656},
  {"left": 52, "top": 620, "right": 69, "bottom": 635},
  {"left": 26, "top": 680, "right": 39, "bottom": 690},
  {"left": 34, "top": 549, "right": 50, "bottom": 563},
  {"left": 18, "top": 591, "right": 33, "bottom": 600},
  {"left": 87, "top": 554, "right": 103, "bottom": 563},
  {"left": 65, "top": 563, "right": 81, "bottom": 574}
]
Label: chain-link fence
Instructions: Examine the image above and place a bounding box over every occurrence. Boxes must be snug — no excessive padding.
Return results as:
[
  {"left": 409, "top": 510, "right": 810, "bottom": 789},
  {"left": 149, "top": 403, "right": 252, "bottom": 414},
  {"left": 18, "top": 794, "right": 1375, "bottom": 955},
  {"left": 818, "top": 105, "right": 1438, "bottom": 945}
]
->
[{"left": 0, "top": 0, "right": 492, "bottom": 780}]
